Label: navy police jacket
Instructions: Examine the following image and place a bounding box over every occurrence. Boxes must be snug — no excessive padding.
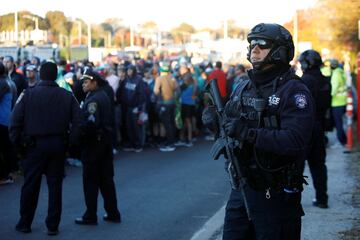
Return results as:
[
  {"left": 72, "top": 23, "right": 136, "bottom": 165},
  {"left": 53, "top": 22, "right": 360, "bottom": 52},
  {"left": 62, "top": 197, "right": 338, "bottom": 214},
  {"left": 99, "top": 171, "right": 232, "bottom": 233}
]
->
[
  {"left": 225, "top": 66, "right": 315, "bottom": 220},
  {"left": 81, "top": 88, "right": 112, "bottom": 144},
  {"left": 9, "top": 80, "right": 82, "bottom": 146}
]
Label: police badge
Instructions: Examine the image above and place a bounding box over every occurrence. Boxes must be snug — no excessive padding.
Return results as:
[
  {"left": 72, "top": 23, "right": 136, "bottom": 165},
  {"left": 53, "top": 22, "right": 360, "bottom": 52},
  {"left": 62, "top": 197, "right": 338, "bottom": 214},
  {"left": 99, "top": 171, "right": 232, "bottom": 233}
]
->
[{"left": 87, "top": 102, "right": 97, "bottom": 114}]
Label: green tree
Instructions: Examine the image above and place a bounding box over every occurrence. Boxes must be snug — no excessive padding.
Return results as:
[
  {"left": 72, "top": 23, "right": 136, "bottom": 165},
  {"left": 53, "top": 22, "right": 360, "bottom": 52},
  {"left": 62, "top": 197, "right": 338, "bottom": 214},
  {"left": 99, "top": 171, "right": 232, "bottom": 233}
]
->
[
  {"left": 45, "top": 11, "right": 68, "bottom": 42},
  {"left": 103, "top": 18, "right": 124, "bottom": 34},
  {"left": 69, "top": 18, "right": 86, "bottom": 45},
  {"left": 285, "top": 0, "right": 359, "bottom": 62},
  {"left": 0, "top": 11, "right": 47, "bottom": 32},
  {"left": 170, "top": 22, "right": 196, "bottom": 44},
  {"left": 227, "top": 19, "right": 243, "bottom": 39}
]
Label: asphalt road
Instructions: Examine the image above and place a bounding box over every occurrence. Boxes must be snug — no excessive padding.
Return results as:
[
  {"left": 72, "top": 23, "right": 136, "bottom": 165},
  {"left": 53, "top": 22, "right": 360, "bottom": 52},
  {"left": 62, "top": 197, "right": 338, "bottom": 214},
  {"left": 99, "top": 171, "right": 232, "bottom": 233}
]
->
[{"left": 0, "top": 140, "right": 231, "bottom": 240}]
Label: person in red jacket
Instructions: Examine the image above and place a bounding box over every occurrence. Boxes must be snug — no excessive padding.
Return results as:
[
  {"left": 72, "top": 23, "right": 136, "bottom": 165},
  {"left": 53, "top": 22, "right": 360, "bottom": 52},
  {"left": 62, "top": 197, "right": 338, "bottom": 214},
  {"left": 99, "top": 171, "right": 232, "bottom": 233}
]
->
[{"left": 208, "top": 61, "right": 227, "bottom": 103}]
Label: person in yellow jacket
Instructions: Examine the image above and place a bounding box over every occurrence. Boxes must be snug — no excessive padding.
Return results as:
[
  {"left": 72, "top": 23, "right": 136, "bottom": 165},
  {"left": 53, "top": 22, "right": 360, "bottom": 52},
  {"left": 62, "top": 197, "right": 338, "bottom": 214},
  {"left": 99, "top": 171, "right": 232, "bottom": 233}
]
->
[{"left": 329, "top": 59, "right": 347, "bottom": 145}]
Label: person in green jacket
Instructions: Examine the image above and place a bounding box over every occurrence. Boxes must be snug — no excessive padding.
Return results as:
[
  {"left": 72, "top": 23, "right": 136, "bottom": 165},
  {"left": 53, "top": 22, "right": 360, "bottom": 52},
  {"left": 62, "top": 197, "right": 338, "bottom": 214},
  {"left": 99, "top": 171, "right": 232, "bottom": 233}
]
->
[{"left": 329, "top": 59, "right": 347, "bottom": 145}]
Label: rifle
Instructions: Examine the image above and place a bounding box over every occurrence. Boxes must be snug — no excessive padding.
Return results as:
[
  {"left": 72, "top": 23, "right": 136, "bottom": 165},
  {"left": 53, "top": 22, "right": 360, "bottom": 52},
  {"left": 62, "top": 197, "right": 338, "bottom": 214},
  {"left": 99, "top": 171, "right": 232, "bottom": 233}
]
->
[{"left": 206, "top": 78, "right": 251, "bottom": 220}]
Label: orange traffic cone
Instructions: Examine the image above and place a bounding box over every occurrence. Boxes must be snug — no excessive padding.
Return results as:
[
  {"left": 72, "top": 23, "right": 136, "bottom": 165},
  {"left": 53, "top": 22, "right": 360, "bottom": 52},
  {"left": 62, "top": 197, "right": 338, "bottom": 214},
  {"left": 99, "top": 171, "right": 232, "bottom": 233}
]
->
[{"left": 346, "top": 88, "right": 353, "bottom": 151}]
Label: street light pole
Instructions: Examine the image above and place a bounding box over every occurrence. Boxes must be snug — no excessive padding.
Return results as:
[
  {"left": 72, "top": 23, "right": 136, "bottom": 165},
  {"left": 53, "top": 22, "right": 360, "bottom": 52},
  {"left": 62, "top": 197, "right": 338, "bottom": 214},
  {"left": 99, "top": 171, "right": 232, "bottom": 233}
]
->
[
  {"left": 75, "top": 20, "right": 82, "bottom": 45},
  {"left": 293, "top": 9, "right": 298, "bottom": 57},
  {"left": 87, "top": 22, "right": 91, "bottom": 60},
  {"left": 35, "top": 17, "right": 39, "bottom": 30},
  {"left": 224, "top": 19, "right": 228, "bottom": 39},
  {"left": 14, "top": 11, "right": 18, "bottom": 44},
  {"left": 130, "top": 23, "right": 134, "bottom": 47}
]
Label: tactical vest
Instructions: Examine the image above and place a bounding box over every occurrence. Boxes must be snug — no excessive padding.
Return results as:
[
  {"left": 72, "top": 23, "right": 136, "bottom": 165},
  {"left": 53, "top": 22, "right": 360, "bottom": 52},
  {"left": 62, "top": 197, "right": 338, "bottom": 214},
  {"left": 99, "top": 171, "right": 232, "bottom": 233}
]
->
[{"left": 224, "top": 72, "right": 305, "bottom": 192}]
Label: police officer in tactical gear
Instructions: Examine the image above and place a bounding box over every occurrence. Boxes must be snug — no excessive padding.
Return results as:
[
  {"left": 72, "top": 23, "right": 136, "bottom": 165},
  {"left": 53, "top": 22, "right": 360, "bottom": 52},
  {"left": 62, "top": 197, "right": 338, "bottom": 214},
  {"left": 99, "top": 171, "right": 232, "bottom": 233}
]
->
[
  {"left": 203, "top": 23, "right": 314, "bottom": 239},
  {"left": 298, "top": 50, "right": 330, "bottom": 208},
  {"left": 10, "top": 61, "right": 82, "bottom": 235},
  {"left": 75, "top": 67, "right": 121, "bottom": 225}
]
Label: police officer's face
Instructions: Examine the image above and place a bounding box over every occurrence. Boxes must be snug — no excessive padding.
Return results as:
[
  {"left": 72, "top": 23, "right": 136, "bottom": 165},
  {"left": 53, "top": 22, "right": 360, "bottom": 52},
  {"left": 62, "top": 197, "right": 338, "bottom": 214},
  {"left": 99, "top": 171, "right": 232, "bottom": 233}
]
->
[
  {"left": 82, "top": 79, "right": 97, "bottom": 93},
  {"left": 250, "top": 45, "right": 271, "bottom": 64}
]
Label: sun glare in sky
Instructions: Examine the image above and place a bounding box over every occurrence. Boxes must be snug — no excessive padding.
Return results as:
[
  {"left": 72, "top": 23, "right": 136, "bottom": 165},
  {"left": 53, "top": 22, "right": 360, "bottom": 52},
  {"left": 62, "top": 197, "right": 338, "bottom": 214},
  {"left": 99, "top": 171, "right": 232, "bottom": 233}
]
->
[{"left": 1, "top": 0, "right": 317, "bottom": 30}]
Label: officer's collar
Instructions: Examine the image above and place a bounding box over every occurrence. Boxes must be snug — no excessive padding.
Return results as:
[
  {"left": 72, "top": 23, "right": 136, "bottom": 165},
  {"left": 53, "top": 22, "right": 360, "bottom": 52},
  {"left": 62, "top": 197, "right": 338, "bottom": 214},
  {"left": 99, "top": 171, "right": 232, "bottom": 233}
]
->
[
  {"left": 37, "top": 80, "right": 59, "bottom": 87},
  {"left": 248, "top": 65, "right": 289, "bottom": 87},
  {"left": 87, "top": 87, "right": 102, "bottom": 96}
]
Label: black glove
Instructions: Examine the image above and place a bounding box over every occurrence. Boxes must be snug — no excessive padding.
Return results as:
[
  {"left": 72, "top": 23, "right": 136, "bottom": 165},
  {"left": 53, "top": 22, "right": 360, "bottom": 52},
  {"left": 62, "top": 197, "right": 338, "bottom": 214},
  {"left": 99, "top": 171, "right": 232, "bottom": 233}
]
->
[
  {"left": 224, "top": 118, "right": 257, "bottom": 143},
  {"left": 223, "top": 118, "right": 248, "bottom": 140},
  {"left": 202, "top": 105, "right": 217, "bottom": 126}
]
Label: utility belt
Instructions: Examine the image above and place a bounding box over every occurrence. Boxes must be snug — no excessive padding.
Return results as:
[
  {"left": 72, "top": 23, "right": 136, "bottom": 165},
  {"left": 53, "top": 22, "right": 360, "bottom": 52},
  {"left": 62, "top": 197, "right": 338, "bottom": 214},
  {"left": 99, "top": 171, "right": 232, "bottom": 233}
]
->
[
  {"left": 239, "top": 151, "right": 306, "bottom": 199},
  {"left": 17, "top": 133, "right": 69, "bottom": 156},
  {"left": 235, "top": 111, "right": 305, "bottom": 197},
  {"left": 240, "top": 158, "right": 306, "bottom": 195}
]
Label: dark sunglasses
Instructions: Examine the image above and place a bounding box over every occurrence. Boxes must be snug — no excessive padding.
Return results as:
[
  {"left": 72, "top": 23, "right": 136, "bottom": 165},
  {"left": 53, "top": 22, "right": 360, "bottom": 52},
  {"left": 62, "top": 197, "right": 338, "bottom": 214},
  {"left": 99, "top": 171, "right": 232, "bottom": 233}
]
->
[{"left": 250, "top": 39, "right": 273, "bottom": 49}]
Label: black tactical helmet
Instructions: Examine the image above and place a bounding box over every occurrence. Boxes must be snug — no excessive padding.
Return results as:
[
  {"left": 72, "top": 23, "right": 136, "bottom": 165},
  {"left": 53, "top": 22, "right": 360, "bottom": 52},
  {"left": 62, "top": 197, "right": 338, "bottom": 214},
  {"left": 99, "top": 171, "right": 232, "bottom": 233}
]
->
[
  {"left": 247, "top": 23, "right": 294, "bottom": 68},
  {"left": 329, "top": 58, "right": 339, "bottom": 69},
  {"left": 298, "top": 49, "right": 322, "bottom": 71}
]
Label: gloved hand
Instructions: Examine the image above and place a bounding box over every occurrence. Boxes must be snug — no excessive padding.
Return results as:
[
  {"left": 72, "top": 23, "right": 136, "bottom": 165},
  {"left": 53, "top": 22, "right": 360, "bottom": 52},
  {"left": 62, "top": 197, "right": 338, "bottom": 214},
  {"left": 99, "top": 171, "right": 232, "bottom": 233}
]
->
[
  {"left": 202, "top": 105, "right": 217, "bottom": 126},
  {"left": 223, "top": 118, "right": 248, "bottom": 140},
  {"left": 202, "top": 106, "right": 219, "bottom": 133}
]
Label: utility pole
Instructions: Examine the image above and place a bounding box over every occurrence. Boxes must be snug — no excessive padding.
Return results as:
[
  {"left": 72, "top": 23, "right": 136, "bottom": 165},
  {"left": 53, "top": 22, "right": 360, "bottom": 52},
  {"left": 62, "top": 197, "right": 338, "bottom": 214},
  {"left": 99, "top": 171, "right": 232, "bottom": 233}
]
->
[
  {"left": 77, "top": 21, "right": 82, "bottom": 45},
  {"left": 130, "top": 23, "right": 134, "bottom": 47},
  {"left": 224, "top": 19, "right": 228, "bottom": 39},
  {"left": 14, "top": 11, "right": 18, "bottom": 44},
  {"left": 293, "top": 10, "right": 298, "bottom": 57},
  {"left": 108, "top": 31, "right": 111, "bottom": 48},
  {"left": 35, "top": 17, "right": 39, "bottom": 30},
  {"left": 87, "top": 22, "right": 91, "bottom": 60}
]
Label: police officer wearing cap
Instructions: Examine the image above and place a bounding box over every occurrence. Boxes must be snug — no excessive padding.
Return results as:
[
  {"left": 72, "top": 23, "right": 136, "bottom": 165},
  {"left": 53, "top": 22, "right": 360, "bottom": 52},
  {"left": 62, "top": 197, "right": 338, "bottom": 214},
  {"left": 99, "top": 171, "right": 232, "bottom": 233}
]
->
[
  {"left": 203, "top": 23, "right": 314, "bottom": 239},
  {"left": 9, "top": 61, "right": 82, "bottom": 235},
  {"left": 75, "top": 67, "right": 121, "bottom": 225}
]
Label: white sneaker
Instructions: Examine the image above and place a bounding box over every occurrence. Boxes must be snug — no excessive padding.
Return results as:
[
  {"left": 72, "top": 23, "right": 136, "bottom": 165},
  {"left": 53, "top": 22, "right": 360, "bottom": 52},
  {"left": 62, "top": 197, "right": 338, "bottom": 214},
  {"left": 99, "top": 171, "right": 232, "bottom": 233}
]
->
[
  {"left": 174, "top": 141, "right": 186, "bottom": 147},
  {"left": 159, "top": 146, "right": 176, "bottom": 152},
  {"left": 134, "top": 148, "right": 143, "bottom": 153},
  {"left": 205, "top": 135, "right": 215, "bottom": 141},
  {"left": 122, "top": 147, "right": 135, "bottom": 152},
  {"left": 72, "top": 159, "right": 83, "bottom": 167},
  {"left": 0, "top": 177, "right": 14, "bottom": 185},
  {"left": 66, "top": 158, "right": 75, "bottom": 165},
  {"left": 184, "top": 142, "right": 194, "bottom": 147}
]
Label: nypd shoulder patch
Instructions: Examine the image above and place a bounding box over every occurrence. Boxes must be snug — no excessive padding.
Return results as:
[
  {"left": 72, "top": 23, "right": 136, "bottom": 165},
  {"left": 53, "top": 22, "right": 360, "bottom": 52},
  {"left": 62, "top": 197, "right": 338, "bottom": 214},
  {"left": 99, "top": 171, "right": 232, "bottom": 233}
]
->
[
  {"left": 87, "top": 102, "right": 97, "bottom": 114},
  {"left": 294, "top": 93, "right": 307, "bottom": 109}
]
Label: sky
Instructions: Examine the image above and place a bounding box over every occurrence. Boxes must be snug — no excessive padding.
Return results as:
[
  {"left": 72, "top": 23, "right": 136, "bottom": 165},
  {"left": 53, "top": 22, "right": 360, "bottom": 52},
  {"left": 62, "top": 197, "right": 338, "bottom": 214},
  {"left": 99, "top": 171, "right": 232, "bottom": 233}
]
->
[{"left": 0, "top": 0, "right": 317, "bottom": 30}]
